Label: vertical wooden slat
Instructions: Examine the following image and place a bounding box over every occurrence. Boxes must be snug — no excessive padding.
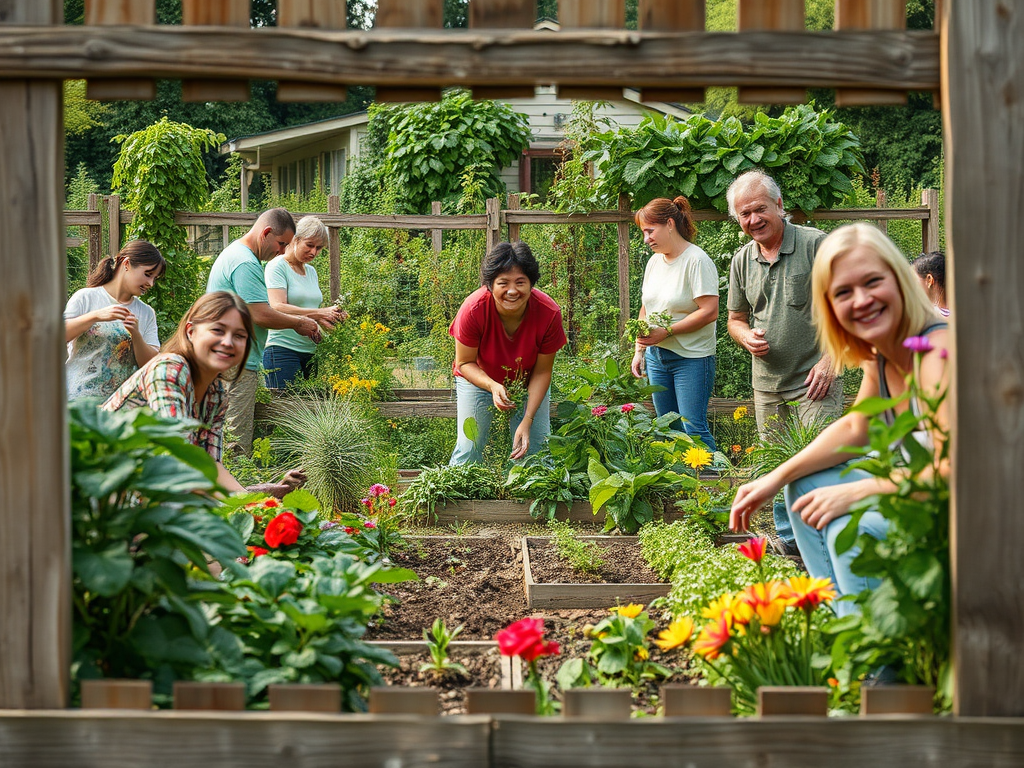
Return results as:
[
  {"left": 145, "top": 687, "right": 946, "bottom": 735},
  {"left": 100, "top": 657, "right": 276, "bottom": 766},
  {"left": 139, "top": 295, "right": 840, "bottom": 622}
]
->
[
  {"left": 173, "top": 682, "right": 246, "bottom": 710},
  {"left": 0, "top": 0, "right": 69, "bottom": 711},
  {"left": 329, "top": 194, "right": 341, "bottom": 302},
  {"left": 558, "top": 0, "right": 626, "bottom": 101},
  {"left": 757, "top": 687, "right": 829, "bottom": 716},
  {"left": 369, "top": 687, "right": 439, "bottom": 715},
  {"left": 921, "top": 187, "right": 940, "bottom": 254},
  {"left": 431, "top": 200, "right": 444, "bottom": 254},
  {"left": 277, "top": 0, "right": 348, "bottom": 102},
  {"left": 221, "top": 225, "right": 230, "bottom": 250},
  {"left": 637, "top": 0, "right": 706, "bottom": 104},
  {"left": 181, "top": 0, "right": 250, "bottom": 102},
  {"left": 834, "top": 0, "right": 908, "bottom": 106},
  {"left": 661, "top": 685, "right": 732, "bottom": 717},
  {"left": 268, "top": 684, "right": 341, "bottom": 712},
  {"left": 374, "top": 0, "right": 444, "bottom": 102},
  {"left": 737, "top": 0, "right": 806, "bottom": 104},
  {"left": 84, "top": 0, "right": 157, "bottom": 100},
  {"left": 470, "top": 0, "right": 537, "bottom": 99},
  {"left": 80, "top": 680, "right": 152, "bottom": 710},
  {"left": 507, "top": 193, "right": 521, "bottom": 242},
  {"left": 860, "top": 685, "right": 935, "bottom": 715},
  {"left": 87, "top": 192, "right": 102, "bottom": 270},
  {"left": 486, "top": 196, "right": 502, "bottom": 255},
  {"left": 562, "top": 688, "right": 631, "bottom": 719},
  {"left": 944, "top": 0, "right": 1024, "bottom": 717},
  {"left": 617, "top": 193, "right": 631, "bottom": 339},
  {"left": 466, "top": 689, "right": 535, "bottom": 715},
  {"left": 107, "top": 193, "right": 121, "bottom": 258}
]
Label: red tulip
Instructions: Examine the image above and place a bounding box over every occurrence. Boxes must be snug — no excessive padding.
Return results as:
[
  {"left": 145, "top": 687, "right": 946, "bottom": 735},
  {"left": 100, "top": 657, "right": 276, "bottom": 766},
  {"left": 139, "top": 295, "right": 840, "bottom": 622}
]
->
[{"left": 736, "top": 537, "right": 768, "bottom": 564}]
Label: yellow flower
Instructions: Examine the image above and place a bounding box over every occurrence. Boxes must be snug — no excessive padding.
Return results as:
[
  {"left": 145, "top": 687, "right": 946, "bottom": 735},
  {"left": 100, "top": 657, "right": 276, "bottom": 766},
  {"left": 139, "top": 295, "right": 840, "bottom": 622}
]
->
[
  {"left": 611, "top": 603, "right": 645, "bottom": 619},
  {"left": 634, "top": 647, "right": 650, "bottom": 661},
  {"left": 654, "top": 616, "right": 694, "bottom": 651},
  {"left": 702, "top": 593, "right": 739, "bottom": 623},
  {"left": 360, "top": 320, "right": 369, "bottom": 331},
  {"left": 374, "top": 322, "right": 390, "bottom": 334},
  {"left": 733, "top": 405, "right": 748, "bottom": 421},
  {"left": 745, "top": 446, "right": 756, "bottom": 454},
  {"left": 683, "top": 446, "right": 713, "bottom": 470},
  {"left": 739, "top": 581, "right": 789, "bottom": 627}
]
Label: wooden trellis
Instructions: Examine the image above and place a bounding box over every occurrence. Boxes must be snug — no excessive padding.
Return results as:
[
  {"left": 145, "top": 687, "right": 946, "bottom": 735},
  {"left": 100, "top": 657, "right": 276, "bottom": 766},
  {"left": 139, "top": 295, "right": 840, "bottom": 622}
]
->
[{"left": 2, "top": 0, "right": 1024, "bottom": 761}]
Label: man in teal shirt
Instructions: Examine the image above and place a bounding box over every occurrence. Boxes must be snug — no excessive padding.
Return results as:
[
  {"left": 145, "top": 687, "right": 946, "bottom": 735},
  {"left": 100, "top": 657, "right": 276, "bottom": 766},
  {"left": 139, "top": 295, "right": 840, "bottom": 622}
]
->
[{"left": 207, "top": 208, "right": 320, "bottom": 454}]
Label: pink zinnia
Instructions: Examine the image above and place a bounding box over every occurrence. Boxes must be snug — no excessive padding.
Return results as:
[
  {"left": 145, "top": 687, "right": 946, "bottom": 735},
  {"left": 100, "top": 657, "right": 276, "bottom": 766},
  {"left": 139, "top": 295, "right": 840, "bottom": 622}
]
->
[
  {"left": 388, "top": 497, "right": 397, "bottom": 507},
  {"left": 364, "top": 521, "right": 377, "bottom": 529},
  {"left": 368, "top": 483, "right": 390, "bottom": 498},
  {"left": 591, "top": 405, "right": 608, "bottom": 417},
  {"left": 620, "top": 403, "right": 636, "bottom": 413}
]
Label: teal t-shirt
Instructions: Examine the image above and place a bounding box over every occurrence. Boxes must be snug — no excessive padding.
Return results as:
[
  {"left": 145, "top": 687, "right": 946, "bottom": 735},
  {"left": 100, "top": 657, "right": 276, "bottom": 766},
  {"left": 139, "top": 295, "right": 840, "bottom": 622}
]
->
[
  {"left": 265, "top": 256, "right": 322, "bottom": 355},
  {"left": 206, "top": 240, "right": 268, "bottom": 372}
]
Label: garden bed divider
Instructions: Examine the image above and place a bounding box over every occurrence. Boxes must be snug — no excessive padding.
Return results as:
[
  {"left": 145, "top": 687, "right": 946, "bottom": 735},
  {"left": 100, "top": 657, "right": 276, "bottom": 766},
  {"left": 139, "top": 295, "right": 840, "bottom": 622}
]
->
[
  {"left": 757, "top": 686, "right": 829, "bottom": 717},
  {"left": 521, "top": 536, "right": 672, "bottom": 609},
  {"left": 424, "top": 499, "right": 683, "bottom": 526},
  {"left": 661, "top": 684, "right": 733, "bottom": 717}
]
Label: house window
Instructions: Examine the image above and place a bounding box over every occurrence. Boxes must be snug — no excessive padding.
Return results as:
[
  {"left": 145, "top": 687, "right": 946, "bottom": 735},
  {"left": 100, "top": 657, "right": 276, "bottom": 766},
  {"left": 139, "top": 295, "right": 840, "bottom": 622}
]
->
[
  {"left": 325, "top": 150, "right": 346, "bottom": 196},
  {"left": 519, "top": 149, "right": 562, "bottom": 204}
]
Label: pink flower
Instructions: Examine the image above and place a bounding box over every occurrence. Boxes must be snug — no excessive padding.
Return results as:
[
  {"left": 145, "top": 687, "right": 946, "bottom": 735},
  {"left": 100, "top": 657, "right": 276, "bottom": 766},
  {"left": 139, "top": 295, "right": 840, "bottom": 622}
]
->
[
  {"left": 361, "top": 497, "right": 372, "bottom": 508},
  {"left": 364, "top": 521, "right": 377, "bottom": 529},
  {"left": 388, "top": 497, "right": 397, "bottom": 508},
  {"left": 591, "top": 405, "right": 608, "bottom": 417},
  {"left": 939, "top": 348, "right": 948, "bottom": 359},
  {"left": 368, "top": 483, "right": 390, "bottom": 498},
  {"left": 344, "top": 526, "right": 357, "bottom": 534},
  {"left": 620, "top": 403, "right": 636, "bottom": 413},
  {"left": 903, "top": 336, "right": 933, "bottom": 354}
]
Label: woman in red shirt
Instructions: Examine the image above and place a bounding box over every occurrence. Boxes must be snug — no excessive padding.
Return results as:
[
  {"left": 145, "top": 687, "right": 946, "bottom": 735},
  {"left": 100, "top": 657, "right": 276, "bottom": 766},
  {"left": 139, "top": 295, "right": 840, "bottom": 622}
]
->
[{"left": 449, "top": 242, "right": 568, "bottom": 464}]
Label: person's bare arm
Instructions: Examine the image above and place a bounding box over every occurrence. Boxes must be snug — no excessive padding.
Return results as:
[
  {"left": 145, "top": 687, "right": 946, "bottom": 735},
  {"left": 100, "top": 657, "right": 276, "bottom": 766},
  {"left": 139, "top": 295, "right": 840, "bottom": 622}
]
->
[
  {"left": 511, "top": 352, "right": 556, "bottom": 459},
  {"left": 728, "top": 310, "right": 770, "bottom": 357},
  {"left": 267, "top": 288, "right": 345, "bottom": 330},
  {"left": 248, "top": 301, "right": 321, "bottom": 340}
]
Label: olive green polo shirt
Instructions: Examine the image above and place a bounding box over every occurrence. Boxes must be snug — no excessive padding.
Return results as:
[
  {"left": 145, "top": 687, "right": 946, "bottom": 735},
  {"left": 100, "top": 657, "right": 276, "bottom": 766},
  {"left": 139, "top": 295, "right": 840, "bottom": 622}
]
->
[{"left": 727, "top": 222, "right": 827, "bottom": 392}]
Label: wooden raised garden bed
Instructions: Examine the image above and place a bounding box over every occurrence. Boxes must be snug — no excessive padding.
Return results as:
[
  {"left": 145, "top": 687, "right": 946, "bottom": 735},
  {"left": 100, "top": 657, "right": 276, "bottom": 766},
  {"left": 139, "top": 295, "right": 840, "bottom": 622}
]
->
[{"left": 521, "top": 536, "right": 671, "bottom": 610}]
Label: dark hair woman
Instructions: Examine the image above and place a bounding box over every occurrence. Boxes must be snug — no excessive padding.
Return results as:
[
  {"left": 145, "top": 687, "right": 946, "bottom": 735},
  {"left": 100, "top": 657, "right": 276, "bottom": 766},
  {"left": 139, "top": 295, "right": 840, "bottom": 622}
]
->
[
  {"left": 102, "top": 292, "right": 304, "bottom": 497},
  {"left": 64, "top": 240, "right": 166, "bottom": 400},
  {"left": 912, "top": 251, "right": 949, "bottom": 317},
  {"left": 630, "top": 196, "right": 720, "bottom": 452},
  {"left": 448, "top": 242, "right": 567, "bottom": 464}
]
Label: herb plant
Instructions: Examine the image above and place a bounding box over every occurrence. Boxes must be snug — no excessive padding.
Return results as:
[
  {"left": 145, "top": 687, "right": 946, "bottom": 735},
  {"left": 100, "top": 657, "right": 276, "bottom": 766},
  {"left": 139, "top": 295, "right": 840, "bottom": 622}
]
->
[
  {"left": 546, "top": 519, "right": 605, "bottom": 576},
  {"left": 420, "top": 618, "right": 468, "bottom": 679},
  {"left": 401, "top": 463, "right": 505, "bottom": 521}
]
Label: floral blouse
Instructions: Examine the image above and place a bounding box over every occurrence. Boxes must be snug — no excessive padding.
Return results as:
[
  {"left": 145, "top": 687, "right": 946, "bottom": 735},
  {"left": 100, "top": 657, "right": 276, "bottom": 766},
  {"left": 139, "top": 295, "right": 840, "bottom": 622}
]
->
[{"left": 102, "top": 353, "right": 228, "bottom": 461}]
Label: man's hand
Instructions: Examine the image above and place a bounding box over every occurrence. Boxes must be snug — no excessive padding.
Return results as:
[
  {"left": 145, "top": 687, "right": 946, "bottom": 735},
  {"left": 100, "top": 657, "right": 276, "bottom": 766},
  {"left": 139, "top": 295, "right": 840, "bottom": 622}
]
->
[
  {"left": 740, "top": 327, "right": 771, "bottom": 357},
  {"left": 295, "top": 317, "right": 322, "bottom": 343},
  {"left": 804, "top": 357, "right": 836, "bottom": 401}
]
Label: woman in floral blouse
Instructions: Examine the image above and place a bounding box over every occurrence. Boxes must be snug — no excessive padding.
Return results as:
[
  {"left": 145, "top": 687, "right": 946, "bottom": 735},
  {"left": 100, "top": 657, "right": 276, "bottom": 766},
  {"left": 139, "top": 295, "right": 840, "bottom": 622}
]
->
[{"left": 103, "top": 291, "right": 303, "bottom": 496}]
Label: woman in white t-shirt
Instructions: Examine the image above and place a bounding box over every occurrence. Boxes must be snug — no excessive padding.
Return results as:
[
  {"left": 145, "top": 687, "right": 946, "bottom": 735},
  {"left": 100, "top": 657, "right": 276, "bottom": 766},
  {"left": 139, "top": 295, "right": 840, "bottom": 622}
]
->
[
  {"left": 630, "top": 196, "right": 720, "bottom": 452},
  {"left": 263, "top": 216, "right": 346, "bottom": 388},
  {"left": 64, "top": 240, "right": 165, "bottom": 401}
]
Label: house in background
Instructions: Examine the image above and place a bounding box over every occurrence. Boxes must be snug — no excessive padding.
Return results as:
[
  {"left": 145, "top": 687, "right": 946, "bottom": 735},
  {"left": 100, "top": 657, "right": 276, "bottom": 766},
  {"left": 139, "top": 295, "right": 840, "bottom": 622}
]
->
[{"left": 221, "top": 87, "right": 691, "bottom": 210}]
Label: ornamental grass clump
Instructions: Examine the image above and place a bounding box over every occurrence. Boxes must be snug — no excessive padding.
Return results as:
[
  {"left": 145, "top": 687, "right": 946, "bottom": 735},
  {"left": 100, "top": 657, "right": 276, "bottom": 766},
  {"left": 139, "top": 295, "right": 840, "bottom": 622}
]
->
[{"left": 269, "top": 394, "right": 381, "bottom": 514}]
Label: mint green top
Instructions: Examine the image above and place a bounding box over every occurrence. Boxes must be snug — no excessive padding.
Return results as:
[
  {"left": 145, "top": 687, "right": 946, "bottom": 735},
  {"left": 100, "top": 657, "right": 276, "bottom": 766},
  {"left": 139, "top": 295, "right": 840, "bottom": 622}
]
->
[
  {"left": 206, "top": 240, "right": 268, "bottom": 372},
  {"left": 264, "top": 256, "right": 322, "bottom": 355}
]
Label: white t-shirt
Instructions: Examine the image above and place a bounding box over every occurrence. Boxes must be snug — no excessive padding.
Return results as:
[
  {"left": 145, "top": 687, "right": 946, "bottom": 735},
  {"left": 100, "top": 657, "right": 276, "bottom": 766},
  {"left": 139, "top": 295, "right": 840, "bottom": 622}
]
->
[
  {"left": 640, "top": 244, "right": 719, "bottom": 358},
  {"left": 64, "top": 286, "right": 159, "bottom": 401}
]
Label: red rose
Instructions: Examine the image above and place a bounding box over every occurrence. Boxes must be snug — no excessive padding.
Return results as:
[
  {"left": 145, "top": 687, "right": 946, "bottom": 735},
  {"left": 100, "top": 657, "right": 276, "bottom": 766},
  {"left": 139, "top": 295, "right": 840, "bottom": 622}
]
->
[
  {"left": 264, "top": 512, "right": 302, "bottom": 548},
  {"left": 495, "top": 617, "right": 560, "bottom": 662}
]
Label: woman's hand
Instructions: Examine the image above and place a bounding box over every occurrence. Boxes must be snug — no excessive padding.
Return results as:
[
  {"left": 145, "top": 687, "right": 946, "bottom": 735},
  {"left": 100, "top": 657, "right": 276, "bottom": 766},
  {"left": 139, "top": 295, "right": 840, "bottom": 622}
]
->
[
  {"left": 92, "top": 305, "right": 133, "bottom": 324},
  {"left": 730, "top": 474, "right": 783, "bottom": 532},
  {"left": 636, "top": 327, "right": 670, "bottom": 347},
  {"left": 630, "top": 348, "right": 646, "bottom": 378},
  {"left": 791, "top": 481, "right": 866, "bottom": 531},
  {"left": 511, "top": 420, "right": 531, "bottom": 459},
  {"left": 490, "top": 383, "right": 515, "bottom": 411}
]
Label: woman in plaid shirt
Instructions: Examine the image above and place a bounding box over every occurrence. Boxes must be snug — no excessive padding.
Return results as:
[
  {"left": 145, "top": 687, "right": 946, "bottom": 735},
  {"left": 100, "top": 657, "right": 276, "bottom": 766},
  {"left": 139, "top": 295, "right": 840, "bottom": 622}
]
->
[{"left": 103, "top": 292, "right": 303, "bottom": 496}]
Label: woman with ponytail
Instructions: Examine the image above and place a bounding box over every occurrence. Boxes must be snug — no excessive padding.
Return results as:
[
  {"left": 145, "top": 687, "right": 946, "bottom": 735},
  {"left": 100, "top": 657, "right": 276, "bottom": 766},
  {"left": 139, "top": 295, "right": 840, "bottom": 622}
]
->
[
  {"left": 64, "top": 240, "right": 166, "bottom": 400},
  {"left": 630, "top": 196, "right": 720, "bottom": 453}
]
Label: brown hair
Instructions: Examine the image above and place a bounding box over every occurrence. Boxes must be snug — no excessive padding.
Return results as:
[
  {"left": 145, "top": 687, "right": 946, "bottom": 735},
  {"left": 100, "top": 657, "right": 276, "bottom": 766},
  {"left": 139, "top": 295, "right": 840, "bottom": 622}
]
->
[
  {"left": 86, "top": 240, "right": 166, "bottom": 288},
  {"left": 162, "top": 292, "right": 254, "bottom": 383},
  {"left": 634, "top": 196, "right": 697, "bottom": 242}
]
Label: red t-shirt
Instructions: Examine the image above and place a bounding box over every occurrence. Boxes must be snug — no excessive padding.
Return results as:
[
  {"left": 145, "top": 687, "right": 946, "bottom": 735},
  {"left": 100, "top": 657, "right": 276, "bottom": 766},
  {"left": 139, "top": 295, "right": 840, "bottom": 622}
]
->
[{"left": 450, "top": 286, "right": 567, "bottom": 385}]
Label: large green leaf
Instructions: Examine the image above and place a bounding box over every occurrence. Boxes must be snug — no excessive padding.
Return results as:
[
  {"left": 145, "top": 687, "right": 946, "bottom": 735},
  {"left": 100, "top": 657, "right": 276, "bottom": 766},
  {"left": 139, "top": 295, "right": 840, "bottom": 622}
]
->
[
  {"left": 135, "top": 454, "right": 215, "bottom": 494},
  {"left": 162, "top": 511, "right": 246, "bottom": 570},
  {"left": 73, "top": 542, "right": 133, "bottom": 597}
]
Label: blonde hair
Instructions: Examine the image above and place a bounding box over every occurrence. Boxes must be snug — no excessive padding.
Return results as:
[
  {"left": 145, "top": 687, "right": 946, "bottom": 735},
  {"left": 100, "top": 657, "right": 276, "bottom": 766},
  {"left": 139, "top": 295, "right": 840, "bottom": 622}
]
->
[{"left": 812, "top": 223, "right": 939, "bottom": 374}]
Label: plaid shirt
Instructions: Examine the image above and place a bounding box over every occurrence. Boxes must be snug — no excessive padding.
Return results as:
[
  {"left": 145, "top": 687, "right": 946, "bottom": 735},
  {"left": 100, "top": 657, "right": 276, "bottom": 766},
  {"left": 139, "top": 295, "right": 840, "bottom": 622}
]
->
[{"left": 102, "top": 353, "right": 228, "bottom": 461}]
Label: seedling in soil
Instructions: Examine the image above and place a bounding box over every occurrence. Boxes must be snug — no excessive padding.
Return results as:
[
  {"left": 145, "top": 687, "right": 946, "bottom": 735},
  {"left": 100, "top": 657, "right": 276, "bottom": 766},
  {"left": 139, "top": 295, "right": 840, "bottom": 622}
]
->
[{"left": 420, "top": 618, "right": 468, "bottom": 679}]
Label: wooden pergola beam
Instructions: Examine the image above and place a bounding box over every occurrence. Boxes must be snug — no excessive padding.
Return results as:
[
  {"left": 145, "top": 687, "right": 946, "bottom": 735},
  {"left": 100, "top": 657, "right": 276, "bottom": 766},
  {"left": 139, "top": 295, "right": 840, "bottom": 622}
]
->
[{"left": 0, "top": 28, "right": 939, "bottom": 91}]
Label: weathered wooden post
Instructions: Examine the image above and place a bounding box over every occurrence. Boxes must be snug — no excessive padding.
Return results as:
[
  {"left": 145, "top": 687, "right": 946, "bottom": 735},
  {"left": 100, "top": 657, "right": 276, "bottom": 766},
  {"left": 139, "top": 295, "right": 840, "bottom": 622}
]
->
[
  {"left": 329, "top": 194, "right": 341, "bottom": 303},
  {"left": 943, "top": 0, "right": 1024, "bottom": 717},
  {"left": 617, "top": 193, "right": 631, "bottom": 338},
  {"left": 0, "top": 0, "right": 70, "bottom": 709}
]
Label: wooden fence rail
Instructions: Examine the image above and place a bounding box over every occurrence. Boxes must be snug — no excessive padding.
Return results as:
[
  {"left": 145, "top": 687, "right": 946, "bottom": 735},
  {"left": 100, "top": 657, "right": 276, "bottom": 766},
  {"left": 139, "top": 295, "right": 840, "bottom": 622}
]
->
[{"left": 66, "top": 190, "right": 940, "bottom": 338}]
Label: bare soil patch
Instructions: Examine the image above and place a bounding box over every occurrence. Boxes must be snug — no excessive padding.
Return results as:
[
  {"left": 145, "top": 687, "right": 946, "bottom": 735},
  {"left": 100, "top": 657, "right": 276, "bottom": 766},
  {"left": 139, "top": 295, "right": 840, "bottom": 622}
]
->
[{"left": 525, "top": 537, "right": 663, "bottom": 585}]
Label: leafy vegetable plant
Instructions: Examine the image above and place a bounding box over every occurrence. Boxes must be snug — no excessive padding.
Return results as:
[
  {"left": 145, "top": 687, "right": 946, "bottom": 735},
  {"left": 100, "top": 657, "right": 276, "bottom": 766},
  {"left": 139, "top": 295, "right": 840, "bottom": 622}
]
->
[{"left": 420, "top": 618, "right": 468, "bottom": 679}]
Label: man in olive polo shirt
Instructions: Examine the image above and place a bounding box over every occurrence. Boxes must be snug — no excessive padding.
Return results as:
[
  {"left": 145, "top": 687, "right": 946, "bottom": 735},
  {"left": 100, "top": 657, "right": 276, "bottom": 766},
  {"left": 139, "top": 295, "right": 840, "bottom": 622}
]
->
[{"left": 726, "top": 170, "right": 843, "bottom": 552}]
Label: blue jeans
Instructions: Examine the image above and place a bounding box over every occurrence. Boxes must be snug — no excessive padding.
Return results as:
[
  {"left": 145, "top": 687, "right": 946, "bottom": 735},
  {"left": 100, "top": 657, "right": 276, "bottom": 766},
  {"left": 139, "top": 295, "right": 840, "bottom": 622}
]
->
[
  {"left": 449, "top": 376, "right": 552, "bottom": 465},
  {"left": 263, "top": 345, "right": 314, "bottom": 389},
  {"left": 645, "top": 347, "right": 716, "bottom": 453},
  {"left": 785, "top": 462, "right": 889, "bottom": 617}
]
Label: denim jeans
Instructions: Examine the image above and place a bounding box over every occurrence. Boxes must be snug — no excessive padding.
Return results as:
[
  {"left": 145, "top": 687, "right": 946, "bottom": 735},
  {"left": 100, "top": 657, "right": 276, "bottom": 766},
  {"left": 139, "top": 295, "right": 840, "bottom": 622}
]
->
[
  {"left": 784, "top": 461, "right": 889, "bottom": 617},
  {"left": 449, "top": 376, "right": 552, "bottom": 465},
  {"left": 263, "top": 345, "right": 315, "bottom": 389},
  {"left": 644, "top": 347, "right": 716, "bottom": 453}
]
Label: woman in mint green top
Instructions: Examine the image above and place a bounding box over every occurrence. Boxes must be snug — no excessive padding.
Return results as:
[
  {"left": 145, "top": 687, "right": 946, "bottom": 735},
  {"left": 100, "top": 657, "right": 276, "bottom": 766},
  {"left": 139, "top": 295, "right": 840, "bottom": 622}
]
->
[{"left": 263, "top": 216, "right": 347, "bottom": 388}]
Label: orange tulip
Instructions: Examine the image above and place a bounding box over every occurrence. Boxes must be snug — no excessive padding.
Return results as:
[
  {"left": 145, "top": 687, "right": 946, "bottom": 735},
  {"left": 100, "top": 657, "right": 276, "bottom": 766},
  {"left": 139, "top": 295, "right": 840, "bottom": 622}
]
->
[
  {"left": 693, "top": 616, "right": 732, "bottom": 660},
  {"left": 739, "top": 581, "right": 789, "bottom": 627}
]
